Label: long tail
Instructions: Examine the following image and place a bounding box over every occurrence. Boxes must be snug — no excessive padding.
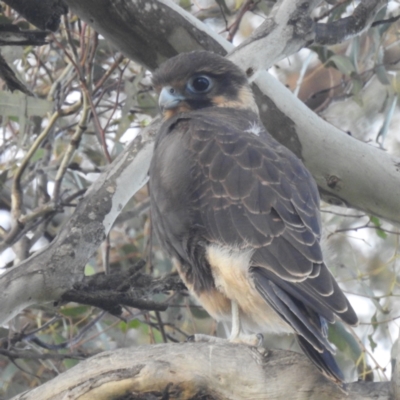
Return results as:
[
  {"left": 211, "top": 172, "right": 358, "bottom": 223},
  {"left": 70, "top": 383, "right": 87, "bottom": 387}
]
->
[{"left": 297, "top": 334, "right": 344, "bottom": 385}]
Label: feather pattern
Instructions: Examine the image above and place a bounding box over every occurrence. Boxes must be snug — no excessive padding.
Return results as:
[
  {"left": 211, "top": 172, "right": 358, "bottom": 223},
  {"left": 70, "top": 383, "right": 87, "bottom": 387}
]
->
[
  {"left": 151, "top": 107, "right": 357, "bottom": 325},
  {"left": 150, "top": 52, "right": 358, "bottom": 384}
]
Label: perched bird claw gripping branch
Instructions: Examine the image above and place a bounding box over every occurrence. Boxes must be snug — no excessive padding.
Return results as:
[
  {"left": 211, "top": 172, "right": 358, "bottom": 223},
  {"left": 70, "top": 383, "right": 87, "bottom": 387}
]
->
[{"left": 150, "top": 51, "right": 358, "bottom": 386}]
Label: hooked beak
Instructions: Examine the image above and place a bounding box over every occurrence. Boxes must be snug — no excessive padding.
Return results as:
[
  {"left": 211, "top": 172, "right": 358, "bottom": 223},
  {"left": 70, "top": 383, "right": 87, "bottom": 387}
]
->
[{"left": 159, "top": 86, "right": 185, "bottom": 111}]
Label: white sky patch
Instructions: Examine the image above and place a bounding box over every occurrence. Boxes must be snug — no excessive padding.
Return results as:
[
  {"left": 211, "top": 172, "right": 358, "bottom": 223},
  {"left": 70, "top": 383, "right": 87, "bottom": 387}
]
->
[
  {"left": 119, "top": 126, "right": 140, "bottom": 144},
  {"left": 0, "top": 247, "right": 15, "bottom": 270},
  {"left": 30, "top": 236, "right": 49, "bottom": 252},
  {"left": 0, "top": 210, "right": 15, "bottom": 269},
  {"left": 349, "top": 290, "right": 395, "bottom": 379}
]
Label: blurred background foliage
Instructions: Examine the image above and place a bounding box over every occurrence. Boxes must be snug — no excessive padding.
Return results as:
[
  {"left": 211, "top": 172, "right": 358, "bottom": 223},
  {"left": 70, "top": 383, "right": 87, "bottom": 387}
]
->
[{"left": 0, "top": 0, "right": 400, "bottom": 398}]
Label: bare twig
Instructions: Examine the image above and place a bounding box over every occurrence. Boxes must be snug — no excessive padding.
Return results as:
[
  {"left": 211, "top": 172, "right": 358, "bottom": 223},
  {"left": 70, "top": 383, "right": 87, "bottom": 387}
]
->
[
  {"left": 227, "top": 0, "right": 260, "bottom": 42},
  {"left": 53, "top": 93, "right": 89, "bottom": 201},
  {"left": 0, "top": 349, "right": 89, "bottom": 361}
]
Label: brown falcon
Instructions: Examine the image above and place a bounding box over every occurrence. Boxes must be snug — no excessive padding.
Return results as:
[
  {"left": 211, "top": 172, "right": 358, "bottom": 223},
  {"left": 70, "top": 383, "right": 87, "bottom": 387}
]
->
[{"left": 150, "top": 51, "right": 358, "bottom": 384}]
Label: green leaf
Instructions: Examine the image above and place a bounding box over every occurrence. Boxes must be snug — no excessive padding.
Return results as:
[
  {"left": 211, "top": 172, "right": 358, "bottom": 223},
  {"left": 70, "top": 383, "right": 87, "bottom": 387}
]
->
[
  {"left": 375, "top": 7, "right": 391, "bottom": 35},
  {"left": 350, "top": 73, "right": 364, "bottom": 106},
  {"left": 328, "top": 55, "right": 355, "bottom": 76},
  {"left": 0, "top": 92, "right": 52, "bottom": 118},
  {"left": 60, "top": 305, "right": 90, "bottom": 317},
  {"left": 190, "top": 304, "right": 209, "bottom": 319},
  {"left": 0, "top": 169, "right": 8, "bottom": 190},
  {"left": 368, "top": 335, "right": 377, "bottom": 352},
  {"left": 0, "top": 15, "right": 14, "bottom": 25},
  {"left": 120, "top": 243, "right": 138, "bottom": 255},
  {"left": 30, "top": 148, "right": 45, "bottom": 163},
  {"left": 119, "top": 319, "right": 141, "bottom": 333},
  {"left": 370, "top": 216, "right": 388, "bottom": 239},
  {"left": 328, "top": 322, "right": 372, "bottom": 379},
  {"left": 329, "top": 322, "right": 360, "bottom": 359},
  {"left": 0, "top": 363, "right": 19, "bottom": 391},
  {"left": 376, "top": 229, "right": 388, "bottom": 239},
  {"left": 375, "top": 65, "right": 390, "bottom": 85},
  {"left": 370, "top": 216, "right": 381, "bottom": 226},
  {"left": 84, "top": 264, "right": 96, "bottom": 276},
  {"left": 137, "top": 91, "right": 158, "bottom": 117},
  {"left": 63, "top": 358, "right": 80, "bottom": 369},
  {"left": 310, "top": 46, "right": 335, "bottom": 64},
  {"left": 179, "top": 0, "right": 191, "bottom": 8},
  {"left": 116, "top": 72, "right": 144, "bottom": 140},
  {"left": 328, "top": 2, "right": 349, "bottom": 21}
]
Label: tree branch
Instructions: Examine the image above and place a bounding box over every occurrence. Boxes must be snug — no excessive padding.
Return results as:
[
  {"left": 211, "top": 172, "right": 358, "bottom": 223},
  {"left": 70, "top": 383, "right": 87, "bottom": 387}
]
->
[
  {"left": 229, "top": 0, "right": 321, "bottom": 73},
  {"left": 9, "top": 342, "right": 390, "bottom": 400},
  {"left": 315, "top": 0, "right": 388, "bottom": 45},
  {"left": 3, "top": 0, "right": 68, "bottom": 31},
  {"left": 60, "top": 264, "right": 184, "bottom": 315}
]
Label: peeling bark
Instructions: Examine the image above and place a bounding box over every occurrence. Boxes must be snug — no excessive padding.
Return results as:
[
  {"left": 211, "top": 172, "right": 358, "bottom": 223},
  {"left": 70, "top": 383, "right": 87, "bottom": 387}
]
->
[{"left": 10, "top": 343, "right": 390, "bottom": 400}]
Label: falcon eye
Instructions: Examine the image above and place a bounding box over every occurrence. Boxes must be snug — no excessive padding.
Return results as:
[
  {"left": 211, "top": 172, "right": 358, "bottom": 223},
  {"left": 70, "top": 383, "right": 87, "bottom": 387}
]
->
[{"left": 187, "top": 75, "right": 212, "bottom": 94}]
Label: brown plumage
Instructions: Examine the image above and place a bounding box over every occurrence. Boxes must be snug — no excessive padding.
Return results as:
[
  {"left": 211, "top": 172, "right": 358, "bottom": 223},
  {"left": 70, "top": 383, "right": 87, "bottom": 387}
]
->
[{"left": 150, "top": 51, "right": 358, "bottom": 384}]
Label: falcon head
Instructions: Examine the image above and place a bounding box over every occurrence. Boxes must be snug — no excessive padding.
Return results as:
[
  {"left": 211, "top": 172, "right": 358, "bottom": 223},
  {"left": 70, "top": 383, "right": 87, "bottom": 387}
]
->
[{"left": 152, "top": 51, "right": 259, "bottom": 119}]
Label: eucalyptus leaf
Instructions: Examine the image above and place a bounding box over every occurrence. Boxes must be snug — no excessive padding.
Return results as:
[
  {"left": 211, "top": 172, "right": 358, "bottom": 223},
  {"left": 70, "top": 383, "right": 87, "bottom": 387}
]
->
[
  {"left": 0, "top": 91, "right": 52, "bottom": 118},
  {"left": 328, "top": 55, "right": 355, "bottom": 76}
]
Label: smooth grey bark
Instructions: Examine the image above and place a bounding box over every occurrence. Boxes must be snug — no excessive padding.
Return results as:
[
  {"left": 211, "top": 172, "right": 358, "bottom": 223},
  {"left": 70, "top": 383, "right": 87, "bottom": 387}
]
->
[{"left": 10, "top": 342, "right": 391, "bottom": 400}]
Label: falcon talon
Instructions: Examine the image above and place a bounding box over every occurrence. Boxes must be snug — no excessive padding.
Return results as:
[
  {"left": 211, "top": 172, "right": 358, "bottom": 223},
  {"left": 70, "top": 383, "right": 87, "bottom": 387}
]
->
[
  {"left": 256, "top": 333, "right": 264, "bottom": 347},
  {"left": 190, "top": 334, "right": 226, "bottom": 343},
  {"left": 150, "top": 51, "right": 358, "bottom": 386},
  {"left": 255, "top": 346, "right": 269, "bottom": 357},
  {"left": 229, "top": 333, "right": 261, "bottom": 347}
]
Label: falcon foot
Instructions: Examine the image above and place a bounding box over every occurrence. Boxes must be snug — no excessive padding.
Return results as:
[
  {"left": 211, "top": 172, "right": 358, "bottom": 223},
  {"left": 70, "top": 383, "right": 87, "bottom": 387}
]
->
[
  {"left": 187, "top": 333, "right": 264, "bottom": 347},
  {"left": 230, "top": 332, "right": 264, "bottom": 347},
  {"left": 187, "top": 334, "right": 226, "bottom": 343}
]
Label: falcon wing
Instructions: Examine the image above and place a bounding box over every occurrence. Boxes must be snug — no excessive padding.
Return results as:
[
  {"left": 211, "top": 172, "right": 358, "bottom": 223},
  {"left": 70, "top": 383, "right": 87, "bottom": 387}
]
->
[{"left": 183, "top": 108, "right": 358, "bottom": 337}]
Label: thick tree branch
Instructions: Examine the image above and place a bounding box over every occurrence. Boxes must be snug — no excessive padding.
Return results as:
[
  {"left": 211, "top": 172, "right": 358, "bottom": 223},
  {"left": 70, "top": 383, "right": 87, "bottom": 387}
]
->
[
  {"left": 315, "top": 0, "right": 388, "bottom": 45},
  {"left": 0, "top": 52, "right": 31, "bottom": 94},
  {"left": 0, "top": 25, "right": 48, "bottom": 46},
  {"left": 9, "top": 342, "right": 390, "bottom": 400},
  {"left": 229, "top": 0, "right": 321, "bottom": 73},
  {"left": 0, "top": 349, "right": 87, "bottom": 361},
  {"left": 3, "top": 0, "right": 68, "bottom": 31}
]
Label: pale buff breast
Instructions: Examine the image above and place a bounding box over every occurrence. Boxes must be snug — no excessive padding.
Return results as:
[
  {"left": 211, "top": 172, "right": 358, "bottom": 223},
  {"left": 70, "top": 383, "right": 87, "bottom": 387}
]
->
[{"left": 175, "top": 246, "right": 292, "bottom": 335}]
